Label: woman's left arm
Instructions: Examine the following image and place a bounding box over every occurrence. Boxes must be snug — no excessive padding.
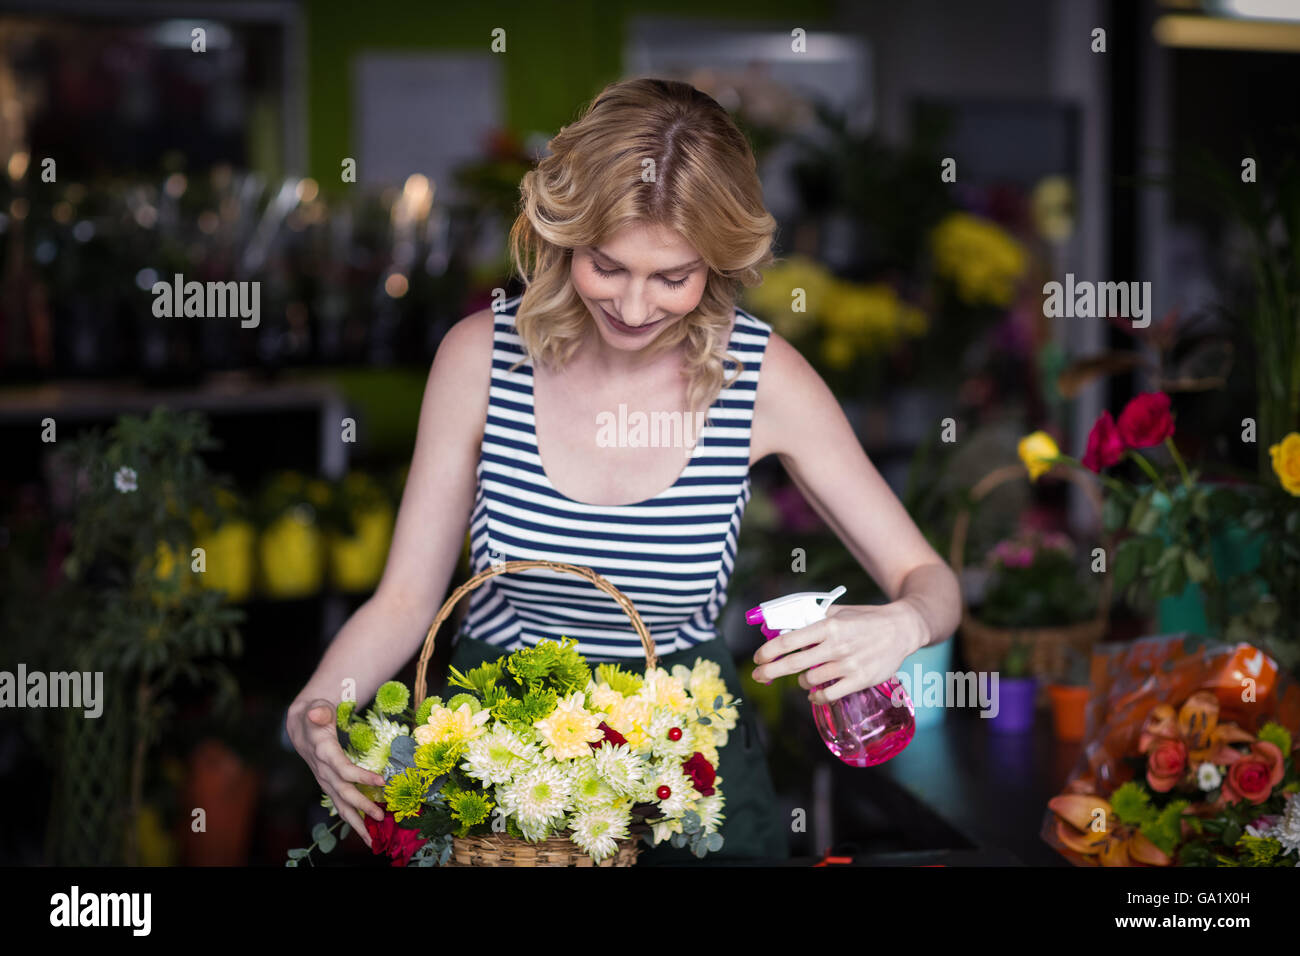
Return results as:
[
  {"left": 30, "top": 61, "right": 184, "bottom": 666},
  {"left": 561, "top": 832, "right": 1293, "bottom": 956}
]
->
[{"left": 749, "top": 333, "right": 963, "bottom": 704}]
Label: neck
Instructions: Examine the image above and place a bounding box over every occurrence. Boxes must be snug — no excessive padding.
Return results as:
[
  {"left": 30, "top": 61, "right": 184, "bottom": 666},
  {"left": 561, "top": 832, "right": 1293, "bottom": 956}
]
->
[{"left": 576, "top": 324, "right": 677, "bottom": 377}]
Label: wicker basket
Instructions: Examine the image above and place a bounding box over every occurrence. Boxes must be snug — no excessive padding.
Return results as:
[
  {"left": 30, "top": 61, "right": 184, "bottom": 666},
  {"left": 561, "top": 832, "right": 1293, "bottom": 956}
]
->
[
  {"left": 949, "top": 463, "right": 1112, "bottom": 696},
  {"left": 412, "top": 559, "right": 659, "bottom": 867}
]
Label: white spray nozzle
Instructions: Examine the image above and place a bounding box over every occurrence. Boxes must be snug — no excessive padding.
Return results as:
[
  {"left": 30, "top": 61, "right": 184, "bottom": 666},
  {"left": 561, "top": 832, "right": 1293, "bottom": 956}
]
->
[{"left": 746, "top": 586, "right": 847, "bottom": 635}]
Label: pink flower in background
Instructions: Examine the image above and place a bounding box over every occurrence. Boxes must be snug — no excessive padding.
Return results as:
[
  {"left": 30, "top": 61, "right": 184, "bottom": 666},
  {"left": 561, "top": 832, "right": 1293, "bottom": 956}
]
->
[{"left": 769, "top": 483, "right": 822, "bottom": 533}]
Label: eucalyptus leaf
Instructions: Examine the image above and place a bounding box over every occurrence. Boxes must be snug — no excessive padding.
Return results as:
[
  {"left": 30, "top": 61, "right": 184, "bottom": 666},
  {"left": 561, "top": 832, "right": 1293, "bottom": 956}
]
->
[
  {"left": 693, "top": 840, "right": 708, "bottom": 858},
  {"left": 705, "top": 832, "right": 723, "bottom": 852},
  {"left": 670, "top": 832, "right": 687, "bottom": 848},
  {"left": 388, "top": 734, "right": 416, "bottom": 773},
  {"left": 318, "top": 831, "right": 337, "bottom": 853},
  {"left": 288, "top": 847, "right": 309, "bottom": 859},
  {"left": 311, "top": 823, "right": 329, "bottom": 844},
  {"left": 339, "top": 822, "right": 351, "bottom": 840},
  {"left": 714, "top": 695, "right": 723, "bottom": 710},
  {"left": 285, "top": 858, "right": 298, "bottom": 867}
]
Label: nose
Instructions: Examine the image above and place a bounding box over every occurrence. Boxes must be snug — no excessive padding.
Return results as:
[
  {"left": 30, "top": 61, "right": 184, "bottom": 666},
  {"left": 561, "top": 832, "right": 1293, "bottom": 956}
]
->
[{"left": 617, "top": 285, "right": 653, "bottom": 326}]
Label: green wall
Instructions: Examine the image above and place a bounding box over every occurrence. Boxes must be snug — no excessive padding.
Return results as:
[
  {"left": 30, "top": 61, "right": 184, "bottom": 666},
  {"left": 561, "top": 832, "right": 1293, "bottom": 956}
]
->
[{"left": 305, "top": 0, "right": 832, "bottom": 189}]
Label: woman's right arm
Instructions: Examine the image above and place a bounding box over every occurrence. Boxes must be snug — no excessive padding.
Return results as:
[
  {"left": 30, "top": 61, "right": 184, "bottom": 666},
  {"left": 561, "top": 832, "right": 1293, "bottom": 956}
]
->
[{"left": 285, "top": 307, "right": 495, "bottom": 845}]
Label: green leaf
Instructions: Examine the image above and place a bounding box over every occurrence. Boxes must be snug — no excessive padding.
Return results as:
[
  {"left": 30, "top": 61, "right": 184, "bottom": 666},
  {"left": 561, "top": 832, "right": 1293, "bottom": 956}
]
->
[
  {"left": 339, "top": 822, "right": 351, "bottom": 840},
  {"left": 1183, "top": 550, "right": 1210, "bottom": 584},
  {"left": 311, "top": 822, "right": 329, "bottom": 844},
  {"left": 705, "top": 832, "right": 723, "bottom": 852},
  {"left": 287, "top": 847, "right": 309, "bottom": 859},
  {"left": 285, "top": 858, "right": 298, "bottom": 867},
  {"left": 1128, "top": 496, "right": 1153, "bottom": 534},
  {"left": 713, "top": 695, "right": 723, "bottom": 710},
  {"left": 1103, "top": 495, "right": 1127, "bottom": 533},
  {"left": 1113, "top": 537, "right": 1143, "bottom": 592},
  {"left": 318, "top": 831, "right": 337, "bottom": 853},
  {"left": 693, "top": 840, "right": 708, "bottom": 858}
]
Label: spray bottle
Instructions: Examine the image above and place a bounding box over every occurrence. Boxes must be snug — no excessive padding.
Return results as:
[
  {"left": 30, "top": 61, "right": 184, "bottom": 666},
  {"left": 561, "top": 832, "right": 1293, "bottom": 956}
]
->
[{"left": 746, "top": 586, "right": 915, "bottom": 767}]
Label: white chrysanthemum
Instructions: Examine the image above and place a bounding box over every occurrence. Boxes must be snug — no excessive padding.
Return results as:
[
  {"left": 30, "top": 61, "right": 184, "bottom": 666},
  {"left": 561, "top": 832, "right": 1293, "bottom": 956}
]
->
[
  {"left": 498, "top": 762, "right": 572, "bottom": 830},
  {"left": 694, "top": 793, "right": 726, "bottom": 833},
  {"left": 1196, "top": 761, "right": 1222, "bottom": 791},
  {"left": 592, "top": 742, "right": 645, "bottom": 798},
  {"left": 114, "top": 466, "right": 138, "bottom": 493},
  {"left": 647, "top": 708, "right": 696, "bottom": 761},
  {"left": 356, "top": 713, "right": 408, "bottom": 773},
  {"left": 569, "top": 805, "right": 631, "bottom": 861},
  {"left": 1276, "top": 793, "right": 1300, "bottom": 856},
  {"left": 570, "top": 760, "right": 620, "bottom": 808},
  {"left": 461, "top": 723, "right": 533, "bottom": 786},
  {"left": 651, "top": 817, "right": 682, "bottom": 846},
  {"left": 644, "top": 764, "right": 694, "bottom": 817}
]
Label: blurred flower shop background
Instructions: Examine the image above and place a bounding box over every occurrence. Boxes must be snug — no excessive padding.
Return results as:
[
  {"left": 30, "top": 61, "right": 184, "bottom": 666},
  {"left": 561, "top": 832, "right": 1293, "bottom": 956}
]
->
[{"left": 1, "top": 0, "right": 1299, "bottom": 867}]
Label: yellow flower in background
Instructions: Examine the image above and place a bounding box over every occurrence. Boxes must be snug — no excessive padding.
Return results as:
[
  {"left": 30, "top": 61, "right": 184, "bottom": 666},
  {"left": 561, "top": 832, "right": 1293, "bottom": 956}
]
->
[
  {"left": 931, "top": 212, "right": 1027, "bottom": 307},
  {"left": 197, "top": 520, "right": 255, "bottom": 602},
  {"left": 1018, "top": 431, "right": 1060, "bottom": 482},
  {"left": 1031, "top": 175, "right": 1075, "bottom": 242},
  {"left": 1269, "top": 432, "right": 1300, "bottom": 495},
  {"left": 329, "top": 505, "right": 395, "bottom": 593},
  {"left": 258, "top": 506, "right": 324, "bottom": 598},
  {"left": 744, "top": 255, "right": 835, "bottom": 341},
  {"left": 822, "top": 280, "right": 929, "bottom": 363}
]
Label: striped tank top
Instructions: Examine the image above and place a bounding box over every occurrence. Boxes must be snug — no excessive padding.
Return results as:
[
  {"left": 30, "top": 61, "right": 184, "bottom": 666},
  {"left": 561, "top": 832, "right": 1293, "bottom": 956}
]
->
[{"left": 463, "top": 294, "right": 773, "bottom": 661}]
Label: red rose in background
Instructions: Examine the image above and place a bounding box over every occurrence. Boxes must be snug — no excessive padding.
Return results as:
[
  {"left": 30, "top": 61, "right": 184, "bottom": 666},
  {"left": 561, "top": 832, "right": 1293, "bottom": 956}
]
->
[
  {"left": 364, "top": 808, "right": 428, "bottom": 867},
  {"left": 1117, "top": 392, "right": 1175, "bottom": 448},
  {"left": 682, "top": 752, "right": 716, "bottom": 796},
  {"left": 1145, "top": 737, "right": 1187, "bottom": 792},
  {"left": 1082, "top": 410, "right": 1125, "bottom": 472},
  {"left": 588, "top": 721, "right": 627, "bottom": 750},
  {"left": 1221, "top": 741, "right": 1285, "bottom": 805}
]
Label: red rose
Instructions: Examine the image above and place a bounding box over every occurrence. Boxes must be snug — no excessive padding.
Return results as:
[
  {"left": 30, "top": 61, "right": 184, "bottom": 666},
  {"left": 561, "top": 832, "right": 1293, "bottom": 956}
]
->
[
  {"left": 1145, "top": 737, "right": 1187, "bottom": 792},
  {"left": 1081, "top": 410, "right": 1125, "bottom": 472},
  {"left": 1116, "top": 392, "right": 1175, "bottom": 449},
  {"left": 588, "top": 721, "right": 627, "bottom": 750},
  {"left": 1221, "top": 741, "right": 1285, "bottom": 805},
  {"left": 364, "top": 808, "right": 429, "bottom": 867},
  {"left": 682, "top": 752, "right": 716, "bottom": 796}
]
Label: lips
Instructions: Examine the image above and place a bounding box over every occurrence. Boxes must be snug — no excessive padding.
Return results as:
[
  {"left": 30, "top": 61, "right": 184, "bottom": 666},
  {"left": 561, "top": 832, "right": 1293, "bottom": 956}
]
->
[{"left": 601, "top": 307, "right": 662, "bottom": 334}]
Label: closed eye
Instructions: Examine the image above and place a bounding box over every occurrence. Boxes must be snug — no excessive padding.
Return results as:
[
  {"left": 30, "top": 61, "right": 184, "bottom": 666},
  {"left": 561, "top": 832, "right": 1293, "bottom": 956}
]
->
[{"left": 591, "top": 262, "right": 690, "bottom": 289}]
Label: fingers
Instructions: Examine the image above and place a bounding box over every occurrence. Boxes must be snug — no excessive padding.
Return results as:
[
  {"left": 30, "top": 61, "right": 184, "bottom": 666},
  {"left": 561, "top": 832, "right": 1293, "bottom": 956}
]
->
[
  {"left": 757, "top": 639, "right": 836, "bottom": 684},
  {"left": 334, "top": 754, "right": 387, "bottom": 790},
  {"left": 325, "top": 765, "right": 385, "bottom": 823},
  {"left": 323, "top": 782, "right": 372, "bottom": 849}
]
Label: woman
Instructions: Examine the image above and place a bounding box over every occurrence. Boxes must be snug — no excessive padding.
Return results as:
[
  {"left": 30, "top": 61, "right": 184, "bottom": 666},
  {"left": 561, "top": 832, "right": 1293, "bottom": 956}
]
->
[{"left": 287, "top": 77, "right": 961, "bottom": 864}]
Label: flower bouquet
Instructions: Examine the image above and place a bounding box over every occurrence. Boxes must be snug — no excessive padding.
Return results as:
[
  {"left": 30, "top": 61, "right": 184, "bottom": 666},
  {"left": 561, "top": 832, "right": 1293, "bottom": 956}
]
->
[
  {"left": 1042, "top": 635, "right": 1300, "bottom": 865},
  {"left": 289, "top": 560, "right": 737, "bottom": 867}
]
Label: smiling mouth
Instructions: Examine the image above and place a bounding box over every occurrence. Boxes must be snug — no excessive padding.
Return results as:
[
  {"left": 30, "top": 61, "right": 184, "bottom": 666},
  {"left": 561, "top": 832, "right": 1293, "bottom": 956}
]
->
[{"left": 601, "top": 307, "right": 663, "bottom": 333}]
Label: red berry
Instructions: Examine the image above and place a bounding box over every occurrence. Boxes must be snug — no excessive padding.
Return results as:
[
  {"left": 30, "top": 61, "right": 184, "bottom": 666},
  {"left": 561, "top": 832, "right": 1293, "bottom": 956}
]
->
[
  {"left": 656, "top": 785, "right": 671, "bottom": 800},
  {"left": 668, "top": 727, "right": 682, "bottom": 741}
]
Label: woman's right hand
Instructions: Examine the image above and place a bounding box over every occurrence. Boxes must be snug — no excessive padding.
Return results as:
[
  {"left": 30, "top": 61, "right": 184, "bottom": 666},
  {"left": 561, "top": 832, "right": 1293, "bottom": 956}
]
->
[{"left": 288, "top": 698, "right": 387, "bottom": 849}]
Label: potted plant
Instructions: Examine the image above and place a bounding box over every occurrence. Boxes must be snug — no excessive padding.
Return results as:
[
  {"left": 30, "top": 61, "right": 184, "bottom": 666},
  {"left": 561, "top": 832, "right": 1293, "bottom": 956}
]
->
[
  {"left": 989, "top": 637, "right": 1037, "bottom": 734},
  {"left": 1046, "top": 648, "right": 1091, "bottom": 743}
]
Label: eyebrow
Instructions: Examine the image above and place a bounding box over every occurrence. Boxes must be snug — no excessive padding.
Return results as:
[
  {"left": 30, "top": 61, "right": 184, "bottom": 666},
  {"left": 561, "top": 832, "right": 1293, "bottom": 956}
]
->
[{"left": 593, "top": 246, "right": 703, "bottom": 274}]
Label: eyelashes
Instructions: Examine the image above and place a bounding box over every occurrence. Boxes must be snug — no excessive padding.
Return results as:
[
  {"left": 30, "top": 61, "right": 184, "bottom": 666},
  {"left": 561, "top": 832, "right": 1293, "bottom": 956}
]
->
[{"left": 590, "top": 262, "right": 690, "bottom": 289}]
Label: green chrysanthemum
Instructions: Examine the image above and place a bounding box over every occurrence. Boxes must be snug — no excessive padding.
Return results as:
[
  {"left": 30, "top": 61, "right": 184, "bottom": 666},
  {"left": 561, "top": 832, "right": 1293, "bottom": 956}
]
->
[
  {"left": 447, "top": 693, "right": 484, "bottom": 713},
  {"left": 375, "top": 680, "right": 411, "bottom": 716},
  {"left": 449, "top": 790, "right": 494, "bottom": 832},
  {"left": 415, "top": 739, "right": 466, "bottom": 775},
  {"left": 497, "top": 686, "right": 558, "bottom": 732},
  {"left": 385, "top": 768, "right": 433, "bottom": 822},
  {"left": 506, "top": 638, "right": 591, "bottom": 693},
  {"left": 348, "top": 722, "right": 376, "bottom": 754},
  {"left": 595, "top": 662, "right": 643, "bottom": 697},
  {"left": 415, "top": 694, "right": 441, "bottom": 726},
  {"left": 336, "top": 700, "right": 355, "bottom": 731}
]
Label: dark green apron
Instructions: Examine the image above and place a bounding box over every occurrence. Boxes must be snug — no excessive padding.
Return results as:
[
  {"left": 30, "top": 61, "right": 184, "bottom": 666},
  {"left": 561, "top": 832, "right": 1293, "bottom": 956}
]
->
[{"left": 433, "top": 631, "right": 788, "bottom": 865}]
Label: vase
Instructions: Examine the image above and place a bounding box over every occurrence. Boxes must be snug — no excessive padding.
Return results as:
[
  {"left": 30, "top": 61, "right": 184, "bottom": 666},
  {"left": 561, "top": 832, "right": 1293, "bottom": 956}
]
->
[
  {"left": 900, "top": 635, "right": 953, "bottom": 728},
  {"left": 1149, "top": 484, "right": 1266, "bottom": 637},
  {"left": 988, "top": 676, "right": 1038, "bottom": 734}
]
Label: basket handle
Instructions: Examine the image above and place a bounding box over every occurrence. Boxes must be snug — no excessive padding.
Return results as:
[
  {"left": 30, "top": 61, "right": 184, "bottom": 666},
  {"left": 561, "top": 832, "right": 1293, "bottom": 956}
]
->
[
  {"left": 413, "top": 559, "right": 658, "bottom": 705},
  {"left": 948, "top": 463, "right": 1112, "bottom": 625}
]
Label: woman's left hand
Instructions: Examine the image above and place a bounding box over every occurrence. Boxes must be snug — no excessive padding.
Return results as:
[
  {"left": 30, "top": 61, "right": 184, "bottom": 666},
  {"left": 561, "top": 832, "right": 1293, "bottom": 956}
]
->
[{"left": 751, "top": 601, "right": 930, "bottom": 704}]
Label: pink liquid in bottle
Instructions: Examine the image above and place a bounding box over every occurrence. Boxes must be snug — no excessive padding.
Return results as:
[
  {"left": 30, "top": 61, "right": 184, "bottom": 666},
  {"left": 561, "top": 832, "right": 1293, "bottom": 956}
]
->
[{"left": 747, "top": 594, "right": 916, "bottom": 767}]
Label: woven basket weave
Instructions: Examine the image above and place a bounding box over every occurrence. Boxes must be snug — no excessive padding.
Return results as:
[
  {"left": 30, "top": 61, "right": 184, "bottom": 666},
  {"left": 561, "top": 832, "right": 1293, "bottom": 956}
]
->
[
  {"left": 413, "top": 559, "right": 658, "bottom": 867},
  {"left": 949, "top": 464, "right": 1112, "bottom": 695}
]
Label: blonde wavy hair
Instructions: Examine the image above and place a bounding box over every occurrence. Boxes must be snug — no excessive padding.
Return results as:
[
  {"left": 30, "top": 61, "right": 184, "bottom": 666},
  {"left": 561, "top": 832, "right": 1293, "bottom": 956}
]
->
[{"left": 507, "top": 76, "right": 778, "bottom": 419}]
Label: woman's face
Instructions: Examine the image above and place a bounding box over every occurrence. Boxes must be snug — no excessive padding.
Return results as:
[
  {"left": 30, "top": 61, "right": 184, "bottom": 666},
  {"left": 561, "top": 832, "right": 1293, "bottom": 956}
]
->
[{"left": 571, "top": 222, "right": 708, "bottom": 350}]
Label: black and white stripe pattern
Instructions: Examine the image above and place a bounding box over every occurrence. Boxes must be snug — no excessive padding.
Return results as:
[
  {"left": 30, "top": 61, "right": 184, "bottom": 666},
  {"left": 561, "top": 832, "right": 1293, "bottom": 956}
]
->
[{"left": 463, "top": 294, "right": 772, "bottom": 661}]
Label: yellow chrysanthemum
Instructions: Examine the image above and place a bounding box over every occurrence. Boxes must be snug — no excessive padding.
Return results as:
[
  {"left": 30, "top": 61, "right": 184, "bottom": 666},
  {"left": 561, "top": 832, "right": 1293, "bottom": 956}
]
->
[
  {"left": 1269, "top": 432, "right": 1300, "bottom": 496},
  {"left": 606, "top": 697, "right": 654, "bottom": 750},
  {"left": 533, "top": 691, "right": 605, "bottom": 760},
  {"left": 587, "top": 682, "right": 626, "bottom": 714},
  {"left": 637, "top": 668, "right": 690, "bottom": 712},
  {"left": 412, "top": 701, "right": 491, "bottom": 747},
  {"left": 931, "top": 212, "right": 1027, "bottom": 307}
]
